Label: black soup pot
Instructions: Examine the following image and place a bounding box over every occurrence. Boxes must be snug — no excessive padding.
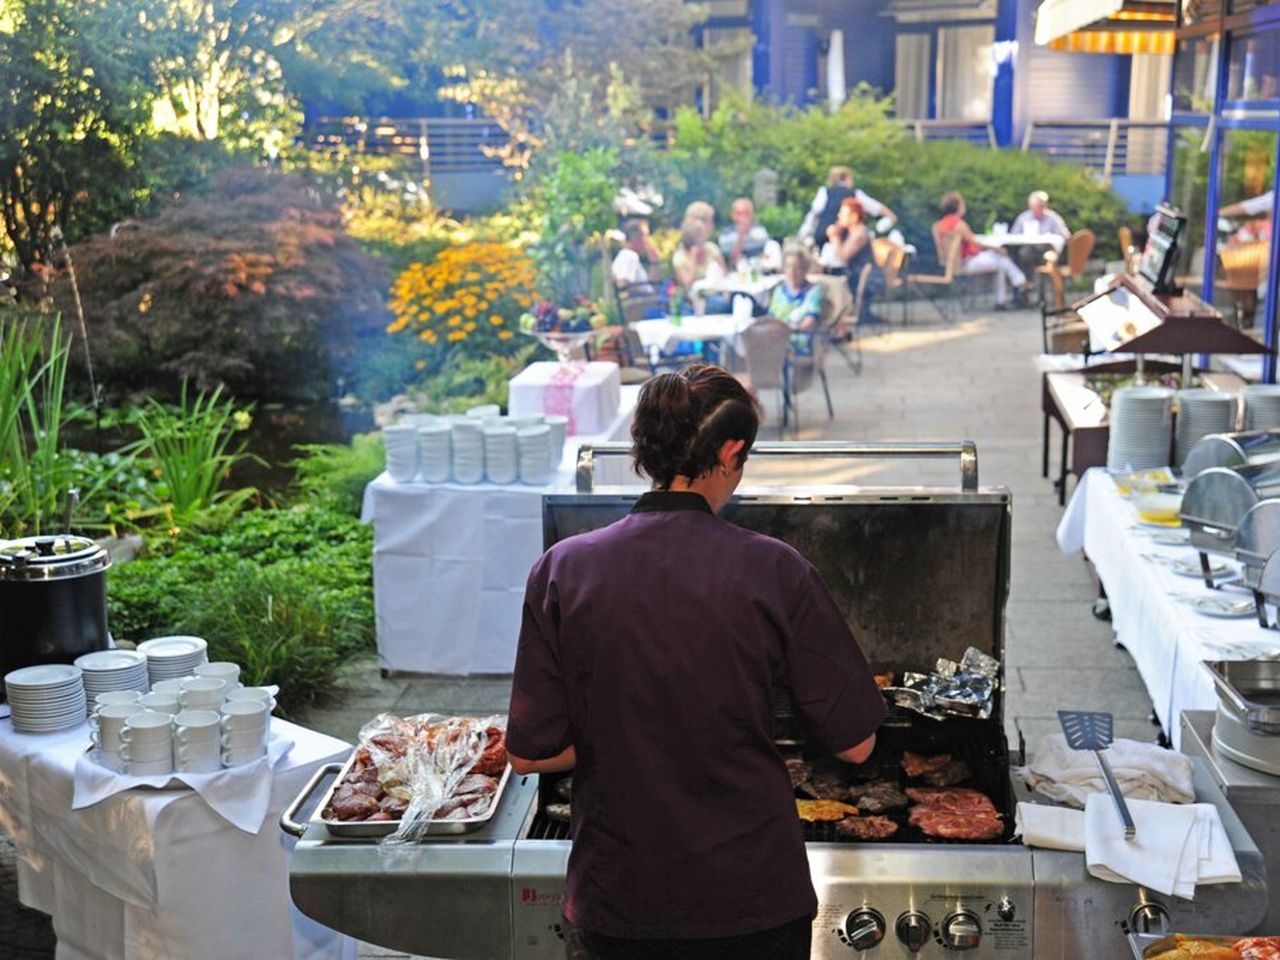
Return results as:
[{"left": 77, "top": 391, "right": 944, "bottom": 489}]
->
[{"left": 0, "top": 535, "right": 111, "bottom": 683}]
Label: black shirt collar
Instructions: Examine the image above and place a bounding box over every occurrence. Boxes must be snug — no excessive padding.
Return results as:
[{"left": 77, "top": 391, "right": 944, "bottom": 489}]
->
[{"left": 631, "top": 491, "right": 713, "bottom": 515}]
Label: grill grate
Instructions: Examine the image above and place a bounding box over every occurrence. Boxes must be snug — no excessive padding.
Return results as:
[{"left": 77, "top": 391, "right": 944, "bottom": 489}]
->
[{"left": 524, "top": 714, "right": 1016, "bottom": 846}]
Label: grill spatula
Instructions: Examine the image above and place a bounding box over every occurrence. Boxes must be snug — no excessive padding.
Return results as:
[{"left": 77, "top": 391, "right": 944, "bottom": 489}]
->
[{"left": 1058, "top": 710, "right": 1136, "bottom": 841}]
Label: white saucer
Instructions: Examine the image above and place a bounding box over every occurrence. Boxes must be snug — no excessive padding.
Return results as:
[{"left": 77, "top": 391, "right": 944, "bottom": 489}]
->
[{"left": 1192, "top": 597, "right": 1256, "bottom": 618}]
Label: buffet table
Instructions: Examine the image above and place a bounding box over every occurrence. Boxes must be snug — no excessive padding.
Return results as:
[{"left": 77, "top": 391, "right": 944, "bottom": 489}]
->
[
  {"left": 0, "top": 717, "right": 352, "bottom": 960},
  {"left": 1057, "top": 468, "right": 1280, "bottom": 750},
  {"left": 361, "top": 386, "right": 639, "bottom": 675}
]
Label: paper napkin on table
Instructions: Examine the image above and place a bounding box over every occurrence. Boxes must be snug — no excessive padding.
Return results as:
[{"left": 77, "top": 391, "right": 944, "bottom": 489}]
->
[
  {"left": 72, "top": 723, "right": 295, "bottom": 835},
  {"left": 1083, "top": 794, "right": 1240, "bottom": 899},
  {"left": 1023, "top": 734, "right": 1195, "bottom": 807},
  {"left": 1014, "top": 801, "right": 1085, "bottom": 851}
]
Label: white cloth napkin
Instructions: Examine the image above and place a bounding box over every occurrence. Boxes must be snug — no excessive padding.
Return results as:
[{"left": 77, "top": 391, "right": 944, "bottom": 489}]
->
[
  {"left": 1023, "top": 734, "right": 1195, "bottom": 807},
  {"left": 72, "top": 722, "right": 294, "bottom": 834},
  {"left": 1014, "top": 801, "right": 1085, "bottom": 851},
  {"left": 1084, "top": 794, "right": 1241, "bottom": 899}
]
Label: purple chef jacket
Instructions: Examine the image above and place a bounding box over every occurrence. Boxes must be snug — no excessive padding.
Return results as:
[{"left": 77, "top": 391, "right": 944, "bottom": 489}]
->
[{"left": 507, "top": 491, "right": 885, "bottom": 940}]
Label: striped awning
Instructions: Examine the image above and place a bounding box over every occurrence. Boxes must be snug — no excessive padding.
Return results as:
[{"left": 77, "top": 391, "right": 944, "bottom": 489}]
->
[{"left": 1035, "top": 0, "right": 1176, "bottom": 54}]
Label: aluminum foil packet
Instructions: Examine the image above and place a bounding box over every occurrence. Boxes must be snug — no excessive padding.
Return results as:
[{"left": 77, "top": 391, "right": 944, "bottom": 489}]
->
[{"left": 885, "top": 646, "right": 999, "bottom": 721}]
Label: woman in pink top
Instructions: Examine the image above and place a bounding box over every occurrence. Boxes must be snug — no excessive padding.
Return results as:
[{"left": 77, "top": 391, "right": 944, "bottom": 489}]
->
[{"left": 933, "top": 191, "right": 1027, "bottom": 308}]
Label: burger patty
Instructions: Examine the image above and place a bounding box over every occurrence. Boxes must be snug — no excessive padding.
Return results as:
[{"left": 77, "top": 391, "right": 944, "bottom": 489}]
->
[
  {"left": 835, "top": 815, "right": 899, "bottom": 841},
  {"left": 847, "top": 779, "right": 909, "bottom": 814}
]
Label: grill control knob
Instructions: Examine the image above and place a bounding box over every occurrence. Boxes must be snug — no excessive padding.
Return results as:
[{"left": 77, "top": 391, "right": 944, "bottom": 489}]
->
[
  {"left": 844, "top": 908, "right": 886, "bottom": 951},
  {"left": 896, "top": 911, "right": 932, "bottom": 952},
  {"left": 997, "top": 897, "right": 1016, "bottom": 922},
  {"left": 941, "top": 911, "right": 982, "bottom": 950}
]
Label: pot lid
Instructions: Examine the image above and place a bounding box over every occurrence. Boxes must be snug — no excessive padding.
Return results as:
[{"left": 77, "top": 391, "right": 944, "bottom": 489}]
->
[{"left": 0, "top": 534, "right": 110, "bottom": 581}]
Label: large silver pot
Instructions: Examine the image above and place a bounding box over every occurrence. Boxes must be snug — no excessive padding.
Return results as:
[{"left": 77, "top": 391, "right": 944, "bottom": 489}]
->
[{"left": 0, "top": 535, "right": 111, "bottom": 685}]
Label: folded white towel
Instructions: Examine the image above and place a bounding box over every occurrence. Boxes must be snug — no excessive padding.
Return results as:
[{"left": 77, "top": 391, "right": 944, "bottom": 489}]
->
[
  {"left": 1084, "top": 795, "right": 1241, "bottom": 899},
  {"left": 1023, "top": 734, "right": 1194, "bottom": 808},
  {"left": 1015, "top": 801, "right": 1085, "bottom": 851}
]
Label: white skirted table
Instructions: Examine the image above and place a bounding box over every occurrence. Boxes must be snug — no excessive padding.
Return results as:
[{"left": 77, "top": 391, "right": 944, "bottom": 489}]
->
[
  {"left": 1057, "top": 468, "right": 1280, "bottom": 749},
  {"left": 0, "top": 716, "right": 352, "bottom": 960},
  {"left": 361, "top": 386, "right": 639, "bottom": 675}
]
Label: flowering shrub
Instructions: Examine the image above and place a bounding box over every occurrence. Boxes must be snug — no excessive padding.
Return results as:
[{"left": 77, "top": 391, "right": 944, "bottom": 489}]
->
[{"left": 387, "top": 242, "right": 535, "bottom": 359}]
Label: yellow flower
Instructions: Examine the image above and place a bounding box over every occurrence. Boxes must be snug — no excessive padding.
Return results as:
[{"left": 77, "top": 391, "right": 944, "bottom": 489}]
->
[
  {"left": 497, "top": 330, "right": 514, "bottom": 340},
  {"left": 447, "top": 330, "right": 467, "bottom": 342},
  {"left": 414, "top": 359, "right": 427, "bottom": 371},
  {"left": 447, "top": 316, "right": 462, "bottom": 327},
  {"left": 488, "top": 315, "right": 504, "bottom": 326}
]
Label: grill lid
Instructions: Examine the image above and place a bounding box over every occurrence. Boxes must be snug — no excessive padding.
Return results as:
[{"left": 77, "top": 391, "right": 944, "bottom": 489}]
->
[{"left": 0, "top": 535, "right": 110, "bottom": 582}]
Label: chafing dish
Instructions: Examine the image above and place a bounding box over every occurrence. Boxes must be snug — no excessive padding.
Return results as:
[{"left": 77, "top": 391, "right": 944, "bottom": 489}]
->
[
  {"left": 1204, "top": 659, "right": 1280, "bottom": 777},
  {"left": 1229, "top": 501, "right": 1280, "bottom": 621},
  {"left": 1182, "top": 463, "right": 1280, "bottom": 588},
  {"left": 1183, "top": 430, "right": 1280, "bottom": 478},
  {"left": 287, "top": 442, "right": 1268, "bottom": 960}
]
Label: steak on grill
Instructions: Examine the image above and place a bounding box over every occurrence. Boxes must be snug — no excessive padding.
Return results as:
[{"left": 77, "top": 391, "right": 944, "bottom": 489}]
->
[
  {"left": 921, "top": 758, "right": 971, "bottom": 787},
  {"left": 797, "top": 774, "right": 849, "bottom": 802},
  {"left": 901, "top": 751, "right": 956, "bottom": 778},
  {"left": 847, "top": 779, "right": 909, "bottom": 814},
  {"left": 835, "top": 815, "right": 899, "bottom": 840},
  {"left": 909, "top": 808, "right": 1004, "bottom": 841},
  {"left": 904, "top": 787, "right": 997, "bottom": 816}
]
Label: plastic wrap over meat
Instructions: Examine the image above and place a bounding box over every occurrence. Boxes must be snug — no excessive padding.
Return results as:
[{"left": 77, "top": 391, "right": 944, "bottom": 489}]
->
[
  {"left": 883, "top": 646, "right": 999, "bottom": 721},
  {"left": 342, "top": 713, "right": 506, "bottom": 846}
]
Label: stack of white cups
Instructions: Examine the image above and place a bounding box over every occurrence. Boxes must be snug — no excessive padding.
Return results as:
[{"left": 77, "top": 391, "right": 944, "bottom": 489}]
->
[
  {"left": 221, "top": 699, "right": 272, "bottom": 766},
  {"left": 518, "top": 425, "right": 553, "bottom": 485},
  {"left": 484, "top": 425, "right": 519, "bottom": 484},
  {"left": 383, "top": 424, "right": 419, "bottom": 482},
  {"left": 543, "top": 415, "right": 568, "bottom": 467},
  {"left": 118, "top": 711, "right": 174, "bottom": 776},
  {"left": 179, "top": 676, "right": 228, "bottom": 711},
  {"left": 173, "top": 710, "right": 223, "bottom": 773},
  {"left": 91, "top": 699, "right": 142, "bottom": 773},
  {"left": 418, "top": 422, "right": 452, "bottom": 482}
]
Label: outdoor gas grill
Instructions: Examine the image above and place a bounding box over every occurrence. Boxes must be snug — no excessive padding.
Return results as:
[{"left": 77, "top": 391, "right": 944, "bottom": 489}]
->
[{"left": 285, "top": 442, "right": 1269, "bottom": 960}]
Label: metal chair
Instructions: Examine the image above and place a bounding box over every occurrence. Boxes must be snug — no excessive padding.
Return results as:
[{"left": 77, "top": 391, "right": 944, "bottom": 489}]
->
[{"left": 736, "top": 318, "right": 793, "bottom": 434}]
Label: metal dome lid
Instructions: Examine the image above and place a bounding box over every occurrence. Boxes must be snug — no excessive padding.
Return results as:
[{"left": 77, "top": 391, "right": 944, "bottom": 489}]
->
[{"left": 0, "top": 534, "right": 111, "bottom": 581}]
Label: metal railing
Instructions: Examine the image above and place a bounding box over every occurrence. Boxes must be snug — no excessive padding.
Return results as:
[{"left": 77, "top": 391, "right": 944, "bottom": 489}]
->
[
  {"left": 1021, "top": 119, "right": 1169, "bottom": 178},
  {"left": 305, "top": 116, "right": 510, "bottom": 177},
  {"left": 900, "top": 119, "right": 997, "bottom": 148}
]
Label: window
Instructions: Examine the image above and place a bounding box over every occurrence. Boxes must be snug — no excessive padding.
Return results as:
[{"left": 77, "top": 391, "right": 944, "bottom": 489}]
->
[
  {"left": 1168, "top": 125, "right": 1214, "bottom": 292},
  {"left": 1173, "top": 35, "right": 1220, "bottom": 112},
  {"left": 936, "top": 25, "right": 995, "bottom": 120},
  {"left": 1212, "top": 127, "right": 1275, "bottom": 327},
  {"left": 1225, "top": 29, "right": 1280, "bottom": 104},
  {"left": 895, "top": 33, "right": 931, "bottom": 118}
]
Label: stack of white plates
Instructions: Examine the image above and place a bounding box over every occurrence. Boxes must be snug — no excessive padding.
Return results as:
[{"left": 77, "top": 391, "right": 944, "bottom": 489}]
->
[
  {"left": 6, "top": 664, "right": 86, "bottom": 733},
  {"left": 544, "top": 415, "right": 569, "bottom": 468},
  {"left": 383, "top": 425, "right": 419, "bottom": 483},
  {"left": 418, "top": 422, "right": 452, "bottom": 483},
  {"left": 466, "top": 404, "right": 500, "bottom": 419},
  {"left": 484, "top": 425, "right": 519, "bottom": 484},
  {"left": 451, "top": 420, "right": 484, "bottom": 484},
  {"left": 1244, "top": 385, "right": 1280, "bottom": 431},
  {"left": 1175, "top": 389, "right": 1237, "bottom": 466},
  {"left": 137, "top": 636, "right": 209, "bottom": 685},
  {"left": 518, "top": 425, "right": 554, "bottom": 485},
  {"left": 401, "top": 413, "right": 439, "bottom": 428},
  {"left": 75, "top": 650, "right": 149, "bottom": 714},
  {"left": 1107, "top": 386, "right": 1174, "bottom": 472}
]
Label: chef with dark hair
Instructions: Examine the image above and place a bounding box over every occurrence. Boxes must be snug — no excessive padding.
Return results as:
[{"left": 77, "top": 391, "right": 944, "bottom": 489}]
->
[{"left": 507, "top": 363, "right": 885, "bottom": 960}]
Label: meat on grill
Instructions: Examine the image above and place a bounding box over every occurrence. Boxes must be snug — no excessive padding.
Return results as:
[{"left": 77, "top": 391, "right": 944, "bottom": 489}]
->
[
  {"left": 909, "top": 808, "right": 1004, "bottom": 841},
  {"left": 901, "top": 751, "right": 956, "bottom": 778},
  {"left": 545, "top": 803, "right": 572, "bottom": 823},
  {"left": 785, "top": 757, "right": 811, "bottom": 789},
  {"left": 904, "top": 787, "right": 997, "bottom": 817},
  {"left": 906, "top": 786, "right": 1003, "bottom": 840},
  {"left": 796, "top": 799, "right": 860, "bottom": 822},
  {"left": 797, "top": 774, "right": 849, "bottom": 802},
  {"left": 921, "top": 758, "right": 971, "bottom": 788},
  {"left": 555, "top": 776, "right": 573, "bottom": 801},
  {"left": 835, "top": 815, "right": 899, "bottom": 841},
  {"left": 847, "top": 779, "right": 909, "bottom": 814}
]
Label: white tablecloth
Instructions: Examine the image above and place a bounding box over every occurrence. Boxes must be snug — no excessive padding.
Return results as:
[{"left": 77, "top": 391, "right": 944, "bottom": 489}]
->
[
  {"left": 361, "top": 387, "right": 638, "bottom": 675},
  {"left": 630, "top": 315, "right": 755, "bottom": 357},
  {"left": 979, "top": 233, "right": 1066, "bottom": 253},
  {"left": 1057, "top": 468, "right": 1280, "bottom": 748},
  {"left": 507, "top": 361, "right": 621, "bottom": 436},
  {"left": 0, "top": 717, "right": 352, "bottom": 960},
  {"left": 691, "top": 274, "right": 781, "bottom": 304}
]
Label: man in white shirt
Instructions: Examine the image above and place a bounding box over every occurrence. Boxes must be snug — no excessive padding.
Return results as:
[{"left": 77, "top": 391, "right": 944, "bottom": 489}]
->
[
  {"left": 1012, "top": 191, "right": 1071, "bottom": 240},
  {"left": 718, "top": 198, "right": 773, "bottom": 269},
  {"left": 612, "top": 219, "right": 659, "bottom": 292},
  {"left": 799, "top": 167, "right": 896, "bottom": 267}
]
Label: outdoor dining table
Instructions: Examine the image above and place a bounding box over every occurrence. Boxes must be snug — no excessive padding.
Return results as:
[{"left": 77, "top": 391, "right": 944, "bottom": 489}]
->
[
  {"left": 360, "top": 386, "right": 639, "bottom": 675},
  {"left": 0, "top": 715, "right": 352, "bottom": 960},
  {"left": 690, "top": 272, "right": 781, "bottom": 306},
  {"left": 629, "top": 314, "right": 756, "bottom": 363},
  {"left": 1057, "top": 467, "right": 1280, "bottom": 750},
  {"left": 977, "top": 231, "right": 1065, "bottom": 254}
]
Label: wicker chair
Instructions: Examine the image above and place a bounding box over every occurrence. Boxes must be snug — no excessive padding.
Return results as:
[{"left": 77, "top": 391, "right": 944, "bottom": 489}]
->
[{"left": 735, "top": 318, "right": 793, "bottom": 433}]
